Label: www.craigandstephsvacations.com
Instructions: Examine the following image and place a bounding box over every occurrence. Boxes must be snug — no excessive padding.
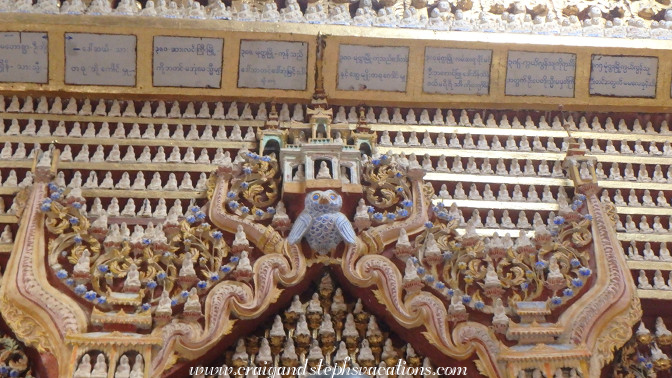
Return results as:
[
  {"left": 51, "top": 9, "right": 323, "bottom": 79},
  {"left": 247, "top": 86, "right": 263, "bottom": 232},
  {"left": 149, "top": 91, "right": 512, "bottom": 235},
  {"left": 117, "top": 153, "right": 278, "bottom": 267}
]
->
[{"left": 188, "top": 358, "right": 468, "bottom": 376}]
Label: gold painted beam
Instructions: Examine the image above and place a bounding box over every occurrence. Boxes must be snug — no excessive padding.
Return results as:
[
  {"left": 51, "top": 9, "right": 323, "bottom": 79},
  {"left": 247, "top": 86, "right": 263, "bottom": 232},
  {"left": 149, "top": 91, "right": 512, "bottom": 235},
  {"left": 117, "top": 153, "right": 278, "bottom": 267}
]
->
[
  {"left": 0, "top": 161, "right": 32, "bottom": 169},
  {"left": 591, "top": 155, "right": 672, "bottom": 165},
  {"left": 0, "top": 215, "right": 18, "bottom": 223},
  {"left": 627, "top": 260, "right": 672, "bottom": 271},
  {"left": 615, "top": 207, "right": 672, "bottom": 216},
  {"left": 618, "top": 233, "right": 672, "bottom": 242},
  {"left": 1, "top": 14, "right": 672, "bottom": 112},
  {"left": 637, "top": 289, "right": 672, "bottom": 300},
  {"left": 0, "top": 188, "right": 19, "bottom": 195},
  {"left": 599, "top": 182, "right": 672, "bottom": 191}
]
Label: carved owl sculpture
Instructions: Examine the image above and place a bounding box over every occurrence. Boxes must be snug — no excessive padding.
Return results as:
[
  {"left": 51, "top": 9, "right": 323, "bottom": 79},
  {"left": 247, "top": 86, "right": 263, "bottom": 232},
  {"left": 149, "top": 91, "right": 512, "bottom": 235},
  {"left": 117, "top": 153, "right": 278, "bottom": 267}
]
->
[{"left": 287, "top": 190, "right": 357, "bottom": 254}]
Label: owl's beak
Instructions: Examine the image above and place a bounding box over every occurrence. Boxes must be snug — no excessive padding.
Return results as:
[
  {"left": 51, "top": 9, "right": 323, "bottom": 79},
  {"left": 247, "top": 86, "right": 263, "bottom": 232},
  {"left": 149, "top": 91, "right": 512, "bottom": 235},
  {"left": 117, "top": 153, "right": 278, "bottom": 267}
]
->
[{"left": 319, "top": 196, "right": 329, "bottom": 204}]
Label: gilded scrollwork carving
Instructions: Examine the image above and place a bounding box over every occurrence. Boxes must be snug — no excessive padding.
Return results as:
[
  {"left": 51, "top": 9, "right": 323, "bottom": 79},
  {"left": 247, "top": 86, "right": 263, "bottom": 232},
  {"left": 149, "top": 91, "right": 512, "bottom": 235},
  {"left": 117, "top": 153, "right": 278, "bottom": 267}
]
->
[
  {"left": 223, "top": 149, "right": 280, "bottom": 220},
  {"left": 0, "top": 331, "right": 34, "bottom": 377},
  {"left": 0, "top": 296, "right": 53, "bottom": 356}
]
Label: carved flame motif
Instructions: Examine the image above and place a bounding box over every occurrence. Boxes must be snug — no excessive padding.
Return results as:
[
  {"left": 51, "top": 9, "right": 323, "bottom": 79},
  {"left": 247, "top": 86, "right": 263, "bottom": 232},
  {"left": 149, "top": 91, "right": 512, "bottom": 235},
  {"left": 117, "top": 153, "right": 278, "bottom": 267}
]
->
[
  {"left": 224, "top": 150, "right": 280, "bottom": 221},
  {"left": 360, "top": 153, "right": 413, "bottom": 223}
]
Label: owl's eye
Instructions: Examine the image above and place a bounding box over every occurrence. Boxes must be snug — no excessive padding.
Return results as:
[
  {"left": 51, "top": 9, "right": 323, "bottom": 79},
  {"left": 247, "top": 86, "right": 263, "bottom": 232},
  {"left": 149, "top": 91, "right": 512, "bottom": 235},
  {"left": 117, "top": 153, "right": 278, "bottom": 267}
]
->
[
  {"left": 330, "top": 194, "right": 336, "bottom": 200},
  {"left": 312, "top": 194, "right": 320, "bottom": 200}
]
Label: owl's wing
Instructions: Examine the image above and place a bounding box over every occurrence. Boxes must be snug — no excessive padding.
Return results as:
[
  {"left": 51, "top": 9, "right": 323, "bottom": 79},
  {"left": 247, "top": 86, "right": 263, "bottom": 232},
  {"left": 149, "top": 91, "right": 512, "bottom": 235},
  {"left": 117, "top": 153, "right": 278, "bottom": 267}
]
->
[
  {"left": 334, "top": 213, "right": 357, "bottom": 245},
  {"left": 287, "top": 212, "right": 312, "bottom": 245}
]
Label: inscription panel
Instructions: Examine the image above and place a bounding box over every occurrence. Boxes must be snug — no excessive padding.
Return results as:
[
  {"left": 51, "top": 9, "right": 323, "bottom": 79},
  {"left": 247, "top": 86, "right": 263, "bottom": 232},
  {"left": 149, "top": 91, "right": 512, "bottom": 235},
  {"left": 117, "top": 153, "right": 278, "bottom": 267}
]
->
[
  {"left": 237, "top": 40, "right": 308, "bottom": 90},
  {"left": 505, "top": 51, "right": 576, "bottom": 97},
  {"left": 590, "top": 54, "right": 658, "bottom": 98},
  {"left": 337, "top": 44, "right": 409, "bottom": 92},
  {"left": 423, "top": 47, "right": 491, "bottom": 95},
  {"left": 0, "top": 32, "right": 48, "bottom": 84},
  {"left": 65, "top": 33, "right": 137, "bottom": 86},
  {"left": 153, "top": 36, "right": 223, "bottom": 88}
]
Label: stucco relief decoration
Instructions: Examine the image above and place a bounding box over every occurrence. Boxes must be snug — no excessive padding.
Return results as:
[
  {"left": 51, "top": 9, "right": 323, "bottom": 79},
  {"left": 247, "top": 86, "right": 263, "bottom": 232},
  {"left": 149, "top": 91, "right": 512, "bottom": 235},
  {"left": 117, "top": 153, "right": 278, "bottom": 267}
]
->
[
  {"left": 221, "top": 149, "right": 281, "bottom": 223},
  {"left": 359, "top": 153, "right": 415, "bottom": 225},
  {"left": 0, "top": 334, "right": 33, "bottom": 378},
  {"left": 0, "top": 107, "right": 641, "bottom": 377},
  {"left": 402, "top": 195, "right": 594, "bottom": 327},
  {"left": 42, "top": 181, "right": 234, "bottom": 322}
]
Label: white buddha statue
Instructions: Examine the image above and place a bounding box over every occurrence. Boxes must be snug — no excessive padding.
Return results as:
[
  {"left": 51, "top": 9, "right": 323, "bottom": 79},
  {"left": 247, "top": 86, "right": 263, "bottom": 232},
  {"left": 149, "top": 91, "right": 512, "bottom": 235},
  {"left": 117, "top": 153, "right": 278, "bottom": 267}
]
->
[
  {"left": 393, "top": 132, "right": 406, "bottom": 146},
  {"left": 74, "top": 354, "right": 92, "bottom": 378},
  {"left": 0, "top": 226, "right": 12, "bottom": 243},
  {"left": 184, "top": 288, "right": 202, "bottom": 314},
  {"left": 638, "top": 270, "right": 652, "bottom": 289},
  {"left": 73, "top": 249, "right": 91, "bottom": 275},
  {"left": 155, "top": 290, "right": 173, "bottom": 317},
  {"left": 91, "top": 354, "right": 108, "bottom": 378},
  {"left": 179, "top": 252, "right": 196, "bottom": 277},
  {"left": 661, "top": 244, "right": 672, "bottom": 262},
  {"left": 130, "top": 355, "right": 143, "bottom": 378},
  {"left": 654, "top": 270, "right": 668, "bottom": 290},
  {"left": 315, "top": 161, "right": 332, "bottom": 179},
  {"left": 124, "top": 263, "right": 141, "bottom": 292}
]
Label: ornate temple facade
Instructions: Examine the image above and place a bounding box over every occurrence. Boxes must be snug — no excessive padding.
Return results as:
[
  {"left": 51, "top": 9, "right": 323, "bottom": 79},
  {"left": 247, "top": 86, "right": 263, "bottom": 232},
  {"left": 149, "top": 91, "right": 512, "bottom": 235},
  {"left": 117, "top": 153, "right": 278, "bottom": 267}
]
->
[{"left": 1, "top": 1, "right": 672, "bottom": 377}]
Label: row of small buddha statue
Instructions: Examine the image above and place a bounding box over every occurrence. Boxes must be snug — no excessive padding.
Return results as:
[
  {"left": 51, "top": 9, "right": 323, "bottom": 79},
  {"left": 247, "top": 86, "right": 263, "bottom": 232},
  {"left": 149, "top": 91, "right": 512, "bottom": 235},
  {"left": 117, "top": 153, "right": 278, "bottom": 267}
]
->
[
  {"left": 0, "top": 194, "right": 22, "bottom": 216},
  {"left": 437, "top": 182, "right": 564, "bottom": 203},
  {"left": 619, "top": 214, "right": 672, "bottom": 234},
  {"left": 0, "top": 170, "right": 33, "bottom": 188},
  {"left": 637, "top": 270, "right": 672, "bottom": 291},
  {"left": 425, "top": 155, "right": 565, "bottom": 178},
  {"left": 601, "top": 188, "right": 671, "bottom": 208},
  {"left": 585, "top": 138, "right": 672, "bottom": 157},
  {"left": 73, "top": 352, "right": 143, "bottom": 378},
  {"left": 366, "top": 151, "right": 567, "bottom": 180},
  {"left": 627, "top": 241, "right": 672, "bottom": 262},
  {"left": 1, "top": 118, "right": 257, "bottom": 142},
  {"left": 1, "top": 142, "right": 235, "bottom": 165},
  {"left": 0, "top": 95, "right": 298, "bottom": 122},
  {"left": 594, "top": 162, "right": 672, "bottom": 183},
  {"left": 97, "top": 219, "right": 169, "bottom": 246},
  {"left": 85, "top": 197, "right": 196, "bottom": 220},
  {"left": 631, "top": 319, "right": 672, "bottom": 373},
  {"left": 0, "top": 142, "right": 44, "bottom": 161},
  {"left": 381, "top": 130, "right": 566, "bottom": 152},
  {"left": 380, "top": 130, "right": 672, "bottom": 160},
  {"left": 56, "top": 170, "right": 209, "bottom": 192},
  {"left": 438, "top": 200, "right": 560, "bottom": 231},
  {"left": 636, "top": 317, "right": 672, "bottom": 346},
  {"left": 338, "top": 105, "right": 672, "bottom": 136},
  {"left": 84, "top": 196, "right": 192, "bottom": 219},
  {"left": 5, "top": 94, "right": 672, "bottom": 136},
  {"left": 6, "top": 0, "right": 672, "bottom": 40}
]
